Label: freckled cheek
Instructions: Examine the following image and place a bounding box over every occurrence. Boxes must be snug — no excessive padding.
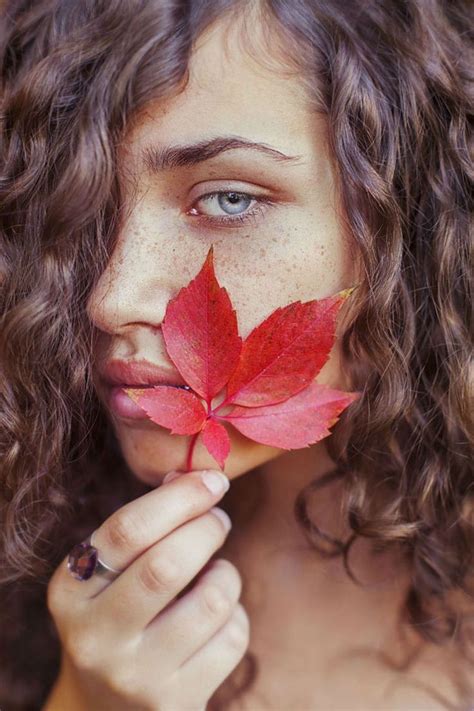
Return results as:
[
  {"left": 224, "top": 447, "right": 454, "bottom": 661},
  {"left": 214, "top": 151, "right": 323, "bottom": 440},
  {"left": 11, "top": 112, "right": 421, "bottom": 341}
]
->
[
  {"left": 218, "top": 219, "right": 347, "bottom": 327},
  {"left": 220, "top": 256, "right": 344, "bottom": 337}
]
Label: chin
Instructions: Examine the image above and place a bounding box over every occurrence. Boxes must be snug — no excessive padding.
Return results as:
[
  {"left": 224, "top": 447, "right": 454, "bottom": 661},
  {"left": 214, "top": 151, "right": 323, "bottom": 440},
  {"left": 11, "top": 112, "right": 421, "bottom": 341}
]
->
[{"left": 112, "top": 419, "right": 283, "bottom": 486}]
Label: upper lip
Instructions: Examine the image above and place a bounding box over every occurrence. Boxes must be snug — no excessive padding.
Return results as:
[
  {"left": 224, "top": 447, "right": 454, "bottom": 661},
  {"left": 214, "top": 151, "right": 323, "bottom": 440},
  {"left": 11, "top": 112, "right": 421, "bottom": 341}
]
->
[{"left": 99, "top": 359, "right": 187, "bottom": 388}]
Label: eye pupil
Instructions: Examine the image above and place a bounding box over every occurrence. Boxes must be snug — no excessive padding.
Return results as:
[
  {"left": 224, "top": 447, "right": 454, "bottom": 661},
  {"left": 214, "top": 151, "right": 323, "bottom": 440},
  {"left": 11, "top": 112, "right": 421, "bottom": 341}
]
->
[{"left": 218, "top": 192, "right": 251, "bottom": 215}]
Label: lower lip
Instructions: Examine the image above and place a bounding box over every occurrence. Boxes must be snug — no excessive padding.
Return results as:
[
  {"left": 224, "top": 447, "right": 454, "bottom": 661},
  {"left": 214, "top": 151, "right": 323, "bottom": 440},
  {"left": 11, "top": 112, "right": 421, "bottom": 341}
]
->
[{"left": 108, "top": 386, "right": 156, "bottom": 420}]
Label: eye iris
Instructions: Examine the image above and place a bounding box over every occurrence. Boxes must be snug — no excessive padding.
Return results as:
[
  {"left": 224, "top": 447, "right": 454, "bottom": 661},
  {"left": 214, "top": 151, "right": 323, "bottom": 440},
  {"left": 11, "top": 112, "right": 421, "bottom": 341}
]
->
[{"left": 218, "top": 192, "right": 251, "bottom": 215}]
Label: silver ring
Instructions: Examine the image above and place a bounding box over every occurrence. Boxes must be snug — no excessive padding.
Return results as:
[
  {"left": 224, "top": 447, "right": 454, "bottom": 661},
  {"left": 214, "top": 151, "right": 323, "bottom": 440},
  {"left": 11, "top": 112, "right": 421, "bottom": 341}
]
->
[{"left": 89, "top": 529, "right": 123, "bottom": 580}]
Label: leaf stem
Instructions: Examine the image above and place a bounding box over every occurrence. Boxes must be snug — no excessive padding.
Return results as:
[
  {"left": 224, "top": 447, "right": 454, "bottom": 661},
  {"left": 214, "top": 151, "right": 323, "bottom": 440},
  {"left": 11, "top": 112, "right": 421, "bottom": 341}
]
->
[{"left": 186, "top": 432, "right": 199, "bottom": 471}]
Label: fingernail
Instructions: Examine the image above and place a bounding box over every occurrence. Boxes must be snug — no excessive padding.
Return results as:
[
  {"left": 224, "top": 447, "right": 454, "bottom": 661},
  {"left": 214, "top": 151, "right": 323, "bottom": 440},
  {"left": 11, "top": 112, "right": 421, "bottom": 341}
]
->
[
  {"left": 201, "top": 470, "right": 230, "bottom": 495},
  {"left": 163, "top": 470, "right": 184, "bottom": 484},
  {"left": 210, "top": 506, "right": 232, "bottom": 531}
]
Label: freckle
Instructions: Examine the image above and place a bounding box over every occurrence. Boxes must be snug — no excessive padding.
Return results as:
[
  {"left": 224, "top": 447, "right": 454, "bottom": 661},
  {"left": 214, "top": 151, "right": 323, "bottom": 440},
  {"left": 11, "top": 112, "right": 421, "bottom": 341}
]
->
[{"left": 259, "top": 248, "right": 266, "bottom": 258}]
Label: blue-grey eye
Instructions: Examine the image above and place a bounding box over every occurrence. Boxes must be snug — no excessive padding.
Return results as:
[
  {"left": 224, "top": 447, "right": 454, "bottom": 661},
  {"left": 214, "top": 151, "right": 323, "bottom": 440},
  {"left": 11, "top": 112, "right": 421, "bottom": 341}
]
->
[{"left": 217, "top": 192, "right": 252, "bottom": 215}]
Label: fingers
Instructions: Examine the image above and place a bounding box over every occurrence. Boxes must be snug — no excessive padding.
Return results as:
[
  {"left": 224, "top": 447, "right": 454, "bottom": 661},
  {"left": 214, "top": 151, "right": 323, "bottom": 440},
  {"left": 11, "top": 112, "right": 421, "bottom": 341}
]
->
[
  {"left": 175, "top": 602, "right": 250, "bottom": 702},
  {"left": 49, "top": 469, "right": 230, "bottom": 602},
  {"left": 139, "top": 558, "right": 242, "bottom": 672},
  {"left": 89, "top": 507, "right": 233, "bottom": 638},
  {"left": 97, "top": 469, "right": 229, "bottom": 571},
  {"left": 44, "top": 467, "right": 249, "bottom": 711}
]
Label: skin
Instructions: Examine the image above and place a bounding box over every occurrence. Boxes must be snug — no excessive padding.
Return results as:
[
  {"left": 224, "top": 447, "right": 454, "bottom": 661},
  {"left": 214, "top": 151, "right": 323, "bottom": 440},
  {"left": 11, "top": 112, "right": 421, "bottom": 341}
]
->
[
  {"left": 86, "top": 10, "right": 457, "bottom": 710},
  {"left": 88, "top": 13, "right": 357, "bottom": 483}
]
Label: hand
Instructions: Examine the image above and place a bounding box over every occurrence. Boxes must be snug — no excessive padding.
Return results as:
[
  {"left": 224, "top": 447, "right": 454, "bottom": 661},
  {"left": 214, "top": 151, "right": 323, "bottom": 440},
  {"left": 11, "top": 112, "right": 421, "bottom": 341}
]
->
[{"left": 45, "top": 469, "right": 249, "bottom": 711}]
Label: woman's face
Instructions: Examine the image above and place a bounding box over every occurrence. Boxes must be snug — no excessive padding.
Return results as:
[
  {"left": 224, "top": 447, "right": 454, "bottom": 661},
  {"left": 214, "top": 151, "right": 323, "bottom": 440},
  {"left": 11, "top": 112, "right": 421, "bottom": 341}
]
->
[{"left": 87, "top": 16, "right": 358, "bottom": 486}]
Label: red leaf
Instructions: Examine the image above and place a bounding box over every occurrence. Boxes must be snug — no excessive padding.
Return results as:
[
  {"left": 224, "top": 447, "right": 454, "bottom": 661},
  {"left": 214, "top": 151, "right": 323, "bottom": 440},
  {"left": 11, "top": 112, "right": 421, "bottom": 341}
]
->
[
  {"left": 162, "top": 247, "right": 242, "bottom": 401},
  {"left": 124, "top": 248, "right": 359, "bottom": 470},
  {"left": 225, "top": 289, "right": 355, "bottom": 407},
  {"left": 123, "top": 386, "right": 206, "bottom": 435},
  {"left": 201, "top": 419, "right": 231, "bottom": 469},
  {"left": 220, "top": 382, "right": 360, "bottom": 449}
]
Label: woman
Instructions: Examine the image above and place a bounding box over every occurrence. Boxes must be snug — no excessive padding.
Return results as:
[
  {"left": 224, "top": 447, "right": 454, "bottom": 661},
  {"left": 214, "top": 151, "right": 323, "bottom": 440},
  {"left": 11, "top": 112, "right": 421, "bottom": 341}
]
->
[{"left": 0, "top": 0, "right": 472, "bottom": 709}]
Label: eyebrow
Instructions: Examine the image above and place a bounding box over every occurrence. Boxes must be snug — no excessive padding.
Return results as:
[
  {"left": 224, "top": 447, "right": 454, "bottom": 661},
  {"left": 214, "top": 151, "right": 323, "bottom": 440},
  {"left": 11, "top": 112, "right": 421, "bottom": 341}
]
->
[{"left": 141, "top": 135, "right": 305, "bottom": 173}]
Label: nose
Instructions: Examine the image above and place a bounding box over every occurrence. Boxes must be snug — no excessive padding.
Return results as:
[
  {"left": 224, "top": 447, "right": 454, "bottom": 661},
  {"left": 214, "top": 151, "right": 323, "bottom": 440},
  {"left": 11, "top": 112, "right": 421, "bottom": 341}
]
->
[{"left": 86, "top": 226, "right": 174, "bottom": 335}]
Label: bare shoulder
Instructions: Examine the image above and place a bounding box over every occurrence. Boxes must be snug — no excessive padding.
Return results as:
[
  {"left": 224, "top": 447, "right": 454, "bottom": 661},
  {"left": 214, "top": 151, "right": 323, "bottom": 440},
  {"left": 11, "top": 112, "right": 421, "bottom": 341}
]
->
[
  {"left": 216, "top": 643, "right": 471, "bottom": 711},
  {"left": 378, "top": 642, "right": 472, "bottom": 711},
  {"left": 210, "top": 596, "right": 473, "bottom": 711}
]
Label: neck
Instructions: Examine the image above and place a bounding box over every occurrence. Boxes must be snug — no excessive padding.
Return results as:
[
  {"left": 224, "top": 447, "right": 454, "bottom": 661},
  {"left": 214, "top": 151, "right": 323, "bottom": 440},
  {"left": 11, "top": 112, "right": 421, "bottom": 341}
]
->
[
  {"left": 226, "top": 441, "right": 349, "bottom": 563},
  {"left": 222, "top": 441, "right": 412, "bottom": 650}
]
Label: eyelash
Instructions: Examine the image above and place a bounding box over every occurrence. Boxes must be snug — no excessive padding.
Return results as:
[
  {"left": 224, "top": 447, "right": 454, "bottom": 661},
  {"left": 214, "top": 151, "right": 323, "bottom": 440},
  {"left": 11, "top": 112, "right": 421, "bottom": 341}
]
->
[{"left": 188, "top": 191, "right": 277, "bottom": 228}]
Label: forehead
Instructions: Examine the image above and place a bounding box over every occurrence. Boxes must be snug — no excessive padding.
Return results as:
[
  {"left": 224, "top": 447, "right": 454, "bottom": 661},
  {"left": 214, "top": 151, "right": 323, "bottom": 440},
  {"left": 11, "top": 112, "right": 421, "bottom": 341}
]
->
[{"left": 122, "top": 10, "right": 324, "bottom": 163}]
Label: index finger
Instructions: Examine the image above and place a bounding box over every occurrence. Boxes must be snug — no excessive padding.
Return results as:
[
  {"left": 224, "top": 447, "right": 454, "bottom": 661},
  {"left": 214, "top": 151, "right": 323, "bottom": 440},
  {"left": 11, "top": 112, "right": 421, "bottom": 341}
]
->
[{"left": 53, "top": 469, "right": 230, "bottom": 598}]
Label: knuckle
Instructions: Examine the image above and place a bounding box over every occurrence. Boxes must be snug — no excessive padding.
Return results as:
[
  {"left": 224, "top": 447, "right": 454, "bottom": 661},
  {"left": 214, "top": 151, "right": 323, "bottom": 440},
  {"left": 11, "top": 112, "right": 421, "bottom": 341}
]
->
[
  {"left": 201, "top": 560, "right": 242, "bottom": 610},
  {"left": 225, "top": 604, "right": 250, "bottom": 651},
  {"left": 104, "top": 511, "right": 144, "bottom": 552},
  {"left": 67, "top": 630, "right": 100, "bottom": 670},
  {"left": 107, "top": 664, "right": 142, "bottom": 700},
  {"left": 46, "top": 573, "right": 76, "bottom": 620},
  {"left": 139, "top": 553, "right": 180, "bottom": 594},
  {"left": 236, "top": 602, "right": 250, "bottom": 630},
  {"left": 204, "top": 511, "right": 228, "bottom": 539},
  {"left": 201, "top": 583, "right": 232, "bottom": 617},
  {"left": 212, "top": 558, "right": 242, "bottom": 591},
  {"left": 46, "top": 579, "right": 61, "bottom": 615}
]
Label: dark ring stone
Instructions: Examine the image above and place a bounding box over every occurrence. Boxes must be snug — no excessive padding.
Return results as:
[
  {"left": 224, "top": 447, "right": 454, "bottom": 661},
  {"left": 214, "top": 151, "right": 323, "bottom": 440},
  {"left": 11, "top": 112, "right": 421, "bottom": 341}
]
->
[{"left": 67, "top": 538, "right": 99, "bottom": 581}]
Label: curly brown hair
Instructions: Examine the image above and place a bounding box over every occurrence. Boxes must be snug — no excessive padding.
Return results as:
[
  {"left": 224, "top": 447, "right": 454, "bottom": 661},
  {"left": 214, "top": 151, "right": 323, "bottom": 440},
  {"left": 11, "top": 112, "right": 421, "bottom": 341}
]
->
[{"left": 0, "top": 0, "right": 473, "bottom": 709}]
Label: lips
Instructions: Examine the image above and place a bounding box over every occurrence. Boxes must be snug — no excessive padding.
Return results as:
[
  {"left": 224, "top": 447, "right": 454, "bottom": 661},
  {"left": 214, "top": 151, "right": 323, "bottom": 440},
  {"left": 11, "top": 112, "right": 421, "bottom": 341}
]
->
[
  {"left": 99, "top": 358, "right": 187, "bottom": 387},
  {"left": 98, "top": 358, "right": 189, "bottom": 420},
  {"left": 107, "top": 384, "right": 191, "bottom": 420}
]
